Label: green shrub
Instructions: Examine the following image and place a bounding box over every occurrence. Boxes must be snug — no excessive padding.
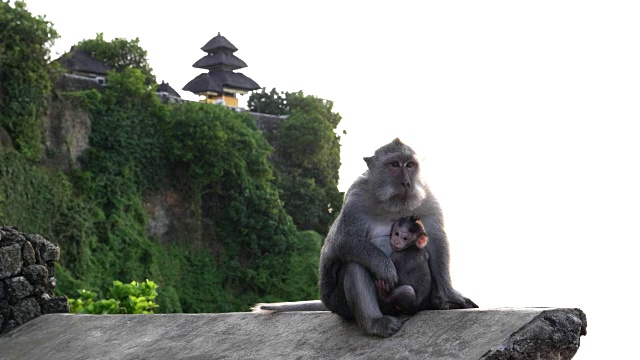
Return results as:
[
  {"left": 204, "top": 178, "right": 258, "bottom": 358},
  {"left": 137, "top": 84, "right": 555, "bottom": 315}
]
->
[{"left": 69, "top": 280, "right": 159, "bottom": 314}]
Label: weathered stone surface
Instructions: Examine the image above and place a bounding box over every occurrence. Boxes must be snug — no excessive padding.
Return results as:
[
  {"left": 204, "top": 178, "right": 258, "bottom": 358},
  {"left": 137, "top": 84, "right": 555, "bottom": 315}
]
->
[
  {"left": 41, "top": 95, "right": 92, "bottom": 171},
  {"left": 0, "top": 301, "right": 9, "bottom": 322},
  {"left": 22, "top": 241, "right": 36, "bottom": 266},
  {"left": 10, "top": 297, "right": 41, "bottom": 324},
  {"left": 5, "top": 277, "right": 34, "bottom": 304},
  {"left": 0, "top": 229, "right": 68, "bottom": 331},
  {"left": 45, "top": 261, "right": 55, "bottom": 278},
  {"left": 480, "top": 309, "right": 587, "bottom": 359},
  {"left": 0, "top": 243, "right": 22, "bottom": 280},
  {"left": 0, "top": 308, "right": 586, "bottom": 360},
  {"left": 41, "top": 296, "right": 69, "bottom": 314},
  {"left": 41, "top": 242, "right": 60, "bottom": 262},
  {"left": 48, "top": 276, "right": 57, "bottom": 291},
  {"left": 22, "top": 265, "right": 48, "bottom": 287},
  {"left": 0, "top": 227, "right": 25, "bottom": 245}
]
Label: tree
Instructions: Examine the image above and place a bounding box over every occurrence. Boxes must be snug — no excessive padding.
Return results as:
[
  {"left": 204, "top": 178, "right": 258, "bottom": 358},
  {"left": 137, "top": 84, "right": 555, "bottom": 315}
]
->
[
  {"left": 249, "top": 89, "right": 343, "bottom": 235},
  {"left": 0, "top": 0, "right": 58, "bottom": 159},
  {"left": 247, "top": 87, "right": 288, "bottom": 115},
  {"left": 75, "top": 33, "right": 156, "bottom": 86}
]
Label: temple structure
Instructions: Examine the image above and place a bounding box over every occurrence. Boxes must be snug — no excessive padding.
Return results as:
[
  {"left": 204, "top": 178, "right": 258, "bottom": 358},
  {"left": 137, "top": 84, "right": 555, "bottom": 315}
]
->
[
  {"left": 55, "top": 47, "right": 108, "bottom": 85},
  {"left": 156, "top": 81, "right": 182, "bottom": 103},
  {"left": 183, "top": 33, "right": 260, "bottom": 107}
]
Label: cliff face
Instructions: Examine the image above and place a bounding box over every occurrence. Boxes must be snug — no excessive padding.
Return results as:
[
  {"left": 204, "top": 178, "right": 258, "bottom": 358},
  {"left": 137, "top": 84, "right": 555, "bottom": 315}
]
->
[{"left": 40, "top": 97, "right": 91, "bottom": 171}]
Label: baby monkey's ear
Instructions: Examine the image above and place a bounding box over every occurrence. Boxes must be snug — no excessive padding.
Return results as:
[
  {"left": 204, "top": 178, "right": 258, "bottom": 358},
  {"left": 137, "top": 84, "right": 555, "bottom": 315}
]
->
[{"left": 417, "top": 234, "right": 428, "bottom": 249}]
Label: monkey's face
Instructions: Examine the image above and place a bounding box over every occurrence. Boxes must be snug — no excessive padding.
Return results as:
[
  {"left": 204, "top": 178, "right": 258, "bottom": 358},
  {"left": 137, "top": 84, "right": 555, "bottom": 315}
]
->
[
  {"left": 391, "top": 216, "right": 428, "bottom": 251},
  {"left": 365, "top": 139, "right": 428, "bottom": 212},
  {"left": 370, "top": 154, "right": 427, "bottom": 208},
  {"left": 390, "top": 223, "right": 416, "bottom": 251}
]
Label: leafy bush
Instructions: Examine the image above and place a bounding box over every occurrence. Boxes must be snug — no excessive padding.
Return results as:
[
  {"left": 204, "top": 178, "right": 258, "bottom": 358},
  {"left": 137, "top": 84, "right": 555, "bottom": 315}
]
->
[{"left": 69, "top": 280, "right": 159, "bottom": 314}]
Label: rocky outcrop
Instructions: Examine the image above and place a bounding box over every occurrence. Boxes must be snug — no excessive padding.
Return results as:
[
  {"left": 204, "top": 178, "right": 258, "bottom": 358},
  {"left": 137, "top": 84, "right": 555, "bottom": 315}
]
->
[
  {"left": 41, "top": 97, "right": 91, "bottom": 171},
  {"left": 0, "top": 308, "right": 586, "bottom": 359},
  {"left": 0, "top": 227, "right": 69, "bottom": 332}
]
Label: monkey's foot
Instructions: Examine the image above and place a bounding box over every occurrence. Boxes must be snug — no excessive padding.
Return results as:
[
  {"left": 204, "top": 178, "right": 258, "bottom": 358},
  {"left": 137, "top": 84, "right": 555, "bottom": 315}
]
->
[
  {"left": 436, "top": 292, "right": 478, "bottom": 310},
  {"left": 364, "top": 315, "right": 402, "bottom": 338}
]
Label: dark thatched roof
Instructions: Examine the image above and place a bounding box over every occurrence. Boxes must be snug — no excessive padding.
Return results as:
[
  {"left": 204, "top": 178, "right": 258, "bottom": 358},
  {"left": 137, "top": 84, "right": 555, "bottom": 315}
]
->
[
  {"left": 157, "top": 81, "right": 181, "bottom": 98},
  {"left": 193, "top": 52, "right": 247, "bottom": 71},
  {"left": 55, "top": 47, "right": 108, "bottom": 76},
  {"left": 201, "top": 33, "right": 238, "bottom": 53},
  {"left": 182, "top": 71, "right": 260, "bottom": 93}
]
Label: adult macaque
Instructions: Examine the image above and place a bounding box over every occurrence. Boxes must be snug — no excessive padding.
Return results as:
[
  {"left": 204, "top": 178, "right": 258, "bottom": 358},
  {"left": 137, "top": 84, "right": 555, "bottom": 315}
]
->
[
  {"left": 376, "top": 215, "right": 430, "bottom": 315},
  {"left": 256, "top": 138, "right": 477, "bottom": 337}
]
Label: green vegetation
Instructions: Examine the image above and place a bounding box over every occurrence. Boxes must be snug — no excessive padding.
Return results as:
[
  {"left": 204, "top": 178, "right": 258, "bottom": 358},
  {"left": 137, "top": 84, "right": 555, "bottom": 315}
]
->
[
  {"left": 69, "top": 280, "right": 159, "bottom": 314},
  {"left": 248, "top": 89, "right": 344, "bottom": 234},
  {"left": 0, "top": 0, "right": 58, "bottom": 160},
  {"left": 76, "top": 33, "right": 156, "bottom": 86},
  {"left": 0, "top": 2, "right": 341, "bottom": 313}
]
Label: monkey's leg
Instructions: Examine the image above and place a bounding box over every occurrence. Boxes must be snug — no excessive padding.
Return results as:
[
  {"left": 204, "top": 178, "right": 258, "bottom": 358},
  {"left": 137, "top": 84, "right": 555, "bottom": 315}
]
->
[{"left": 343, "top": 263, "right": 402, "bottom": 337}]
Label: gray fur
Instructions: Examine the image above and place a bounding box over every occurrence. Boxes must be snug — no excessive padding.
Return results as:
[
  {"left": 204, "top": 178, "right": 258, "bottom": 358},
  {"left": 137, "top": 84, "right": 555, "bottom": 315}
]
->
[
  {"left": 319, "top": 138, "right": 477, "bottom": 337},
  {"left": 380, "top": 216, "right": 432, "bottom": 315}
]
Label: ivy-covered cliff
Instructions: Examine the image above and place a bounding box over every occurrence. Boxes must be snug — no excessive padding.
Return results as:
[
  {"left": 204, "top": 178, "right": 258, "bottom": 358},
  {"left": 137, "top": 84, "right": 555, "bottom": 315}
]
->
[{"left": 0, "top": 1, "right": 343, "bottom": 313}]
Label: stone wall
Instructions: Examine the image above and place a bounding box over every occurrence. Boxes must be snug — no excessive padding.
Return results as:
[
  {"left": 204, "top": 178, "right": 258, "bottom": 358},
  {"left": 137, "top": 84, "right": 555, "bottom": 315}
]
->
[{"left": 0, "top": 226, "right": 69, "bottom": 332}]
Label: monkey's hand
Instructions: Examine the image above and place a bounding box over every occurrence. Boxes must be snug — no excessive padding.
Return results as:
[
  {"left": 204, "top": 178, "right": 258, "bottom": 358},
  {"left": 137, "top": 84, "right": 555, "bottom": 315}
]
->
[
  {"left": 371, "top": 258, "right": 398, "bottom": 289},
  {"left": 376, "top": 279, "right": 391, "bottom": 300}
]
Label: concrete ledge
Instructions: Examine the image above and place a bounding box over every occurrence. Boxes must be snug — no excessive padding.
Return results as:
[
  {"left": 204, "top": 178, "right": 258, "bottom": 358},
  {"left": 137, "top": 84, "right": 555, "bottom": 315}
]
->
[{"left": 0, "top": 307, "right": 586, "bottom": 360}]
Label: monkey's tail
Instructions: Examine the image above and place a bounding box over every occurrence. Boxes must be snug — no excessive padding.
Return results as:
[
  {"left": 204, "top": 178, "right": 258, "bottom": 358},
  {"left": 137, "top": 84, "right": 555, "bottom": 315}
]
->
[{"left": 251, "top": 300, "right": 329, "bottom": 313}]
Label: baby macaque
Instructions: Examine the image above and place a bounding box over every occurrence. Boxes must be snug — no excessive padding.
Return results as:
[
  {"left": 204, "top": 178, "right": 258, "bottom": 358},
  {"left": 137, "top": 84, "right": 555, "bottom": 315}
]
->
[{"left": 376, "top": 215, "right": 431, "bottom": 315}]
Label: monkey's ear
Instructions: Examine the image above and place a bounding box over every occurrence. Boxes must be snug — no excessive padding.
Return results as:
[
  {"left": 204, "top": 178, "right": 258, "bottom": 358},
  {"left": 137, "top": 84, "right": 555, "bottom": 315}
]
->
[
  {"left": 417, "top": 234, "right": 428, "bottom": 249},
  {"left": 364, "top": 156, "right": 374, "bottom": 168}
]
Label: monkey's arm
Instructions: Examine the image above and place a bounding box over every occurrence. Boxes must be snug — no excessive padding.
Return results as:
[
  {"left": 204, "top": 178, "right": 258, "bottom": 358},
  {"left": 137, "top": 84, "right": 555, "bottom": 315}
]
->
[
  {"left": 331, "top": 209, "right": 398, "bottom": 288},
  {"left": 423, "top": 214, "right": 478, "bottom": 309}
]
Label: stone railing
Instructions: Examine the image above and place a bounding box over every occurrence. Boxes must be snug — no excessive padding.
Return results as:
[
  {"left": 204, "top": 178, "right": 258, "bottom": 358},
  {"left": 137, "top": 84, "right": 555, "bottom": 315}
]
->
[{"left": 0, "top": 226, "right": 69, "bottom": 332}]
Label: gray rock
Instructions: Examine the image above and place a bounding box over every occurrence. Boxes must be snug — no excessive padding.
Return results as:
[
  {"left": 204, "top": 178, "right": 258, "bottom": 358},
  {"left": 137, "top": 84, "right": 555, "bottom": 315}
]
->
[
  {"left": 0, "top": 243, "right": 22, "bottom": 280},
  {"left": 480, "top": 308, "right": 587, "bottom": 359},
  {"left": 41, "top": 296, "right": 69, "bottom": 314},
  {"left": 0, "top": 300, "right": 9, "bottom": 321},
  {"left": 23, "top": 265, "right": 48, "bottom": 287},
  {"left": 48, "top": 277, "right": 57, "bottom": 292},
  {"left": 46, "top": 261, "right": 55, "bottom": 278},
  {"left": 2, "top": 319, "right": 18, "bottom": 332},
  {"left": 22, "top": 241, "right": 36, "bottom": 266},
  {"left": 5, "top": 277, "right": 34, "bottom": 304},
  {"left": 0, "top": 227, "right": 25, "bottom": 246},
  {"left": 10, "top": 297, "right": 41, "bottom": 324},
  {"left": 41, "top": 242, "right": 60, "bottom": 262},
  {"left": 0, "top": 281, "right": 5, "bottom": 300}
]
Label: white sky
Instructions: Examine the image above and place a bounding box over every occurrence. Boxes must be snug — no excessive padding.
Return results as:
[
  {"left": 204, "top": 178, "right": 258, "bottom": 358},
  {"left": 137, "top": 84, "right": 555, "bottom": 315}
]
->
[{"left": 22, "top": 1, "right": 640, "bottom": 358}]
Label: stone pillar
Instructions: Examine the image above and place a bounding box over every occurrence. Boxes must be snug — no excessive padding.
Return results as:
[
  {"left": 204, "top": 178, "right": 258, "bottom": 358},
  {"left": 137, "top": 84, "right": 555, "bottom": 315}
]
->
[{"left": 0, "top": 226, "right": 69, "bottom": 332}]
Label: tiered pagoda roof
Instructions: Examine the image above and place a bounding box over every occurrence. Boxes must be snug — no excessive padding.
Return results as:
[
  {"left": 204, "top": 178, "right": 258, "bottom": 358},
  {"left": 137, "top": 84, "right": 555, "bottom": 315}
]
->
[{"left": 183, "top": 33, "right": 259, "bottom": 95}]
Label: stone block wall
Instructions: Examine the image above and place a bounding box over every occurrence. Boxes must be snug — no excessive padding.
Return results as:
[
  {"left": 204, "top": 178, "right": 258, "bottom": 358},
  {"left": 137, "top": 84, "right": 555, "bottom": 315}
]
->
[{"left": 0, "top": 226, "right": 69, "bottom": 332}]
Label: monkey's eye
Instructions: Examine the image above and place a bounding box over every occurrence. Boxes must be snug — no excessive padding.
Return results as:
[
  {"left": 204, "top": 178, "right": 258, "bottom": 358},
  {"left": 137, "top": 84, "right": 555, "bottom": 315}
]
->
[
  {"left": 406, "top": 161, "right": 415, "bottom": 168},
  {"left": 403, "top": 237, "right": 408, "bottom": 240},
  {"left": 394, "top": 232, "right": 399, "bottom": 236},
  {"left": 391, "top": 161, "right": 400, "bottom": 167}
]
